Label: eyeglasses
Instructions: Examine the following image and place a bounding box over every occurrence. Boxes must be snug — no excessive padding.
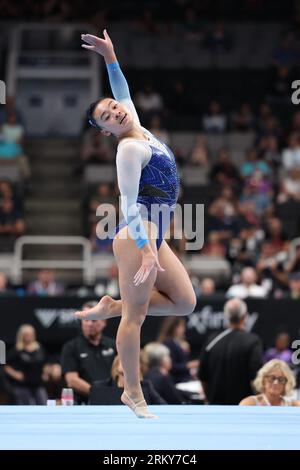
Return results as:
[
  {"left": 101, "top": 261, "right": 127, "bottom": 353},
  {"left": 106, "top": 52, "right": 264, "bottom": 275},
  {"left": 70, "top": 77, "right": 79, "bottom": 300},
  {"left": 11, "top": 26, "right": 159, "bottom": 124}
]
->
[{"left": 265, "top": 375, "right": 287, "bottom": 385}]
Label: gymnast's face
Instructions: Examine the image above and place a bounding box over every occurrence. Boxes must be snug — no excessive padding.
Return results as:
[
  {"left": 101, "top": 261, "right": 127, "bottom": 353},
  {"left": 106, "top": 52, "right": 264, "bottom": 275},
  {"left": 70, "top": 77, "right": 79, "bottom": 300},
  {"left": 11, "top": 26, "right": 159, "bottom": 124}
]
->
[{"left": 94, "top": 98, "right": 134, "bottom": 136}]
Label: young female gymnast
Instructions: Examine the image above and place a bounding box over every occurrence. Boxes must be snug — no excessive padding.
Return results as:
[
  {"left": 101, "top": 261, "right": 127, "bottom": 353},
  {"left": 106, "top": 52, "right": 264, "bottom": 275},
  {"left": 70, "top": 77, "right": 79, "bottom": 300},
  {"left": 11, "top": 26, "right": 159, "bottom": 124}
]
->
[{"left": 75, "top": 30, "right": 196, "bottom": 418}]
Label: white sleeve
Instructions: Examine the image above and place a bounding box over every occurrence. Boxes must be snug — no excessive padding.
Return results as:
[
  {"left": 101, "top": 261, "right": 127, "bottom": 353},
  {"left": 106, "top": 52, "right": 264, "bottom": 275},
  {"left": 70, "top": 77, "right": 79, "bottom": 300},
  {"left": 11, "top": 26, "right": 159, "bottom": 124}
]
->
[
  {"left": 116, "top": 141, "right": 151, "bottom": 248},
  {"left": 121, "top": 98, "right": 140, "bottom": 125}
]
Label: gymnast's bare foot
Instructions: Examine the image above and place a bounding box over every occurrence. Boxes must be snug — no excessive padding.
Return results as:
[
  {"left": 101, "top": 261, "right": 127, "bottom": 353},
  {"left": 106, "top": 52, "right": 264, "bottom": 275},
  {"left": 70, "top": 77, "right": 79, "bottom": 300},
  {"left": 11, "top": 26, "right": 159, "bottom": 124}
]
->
[{"left": 74, "top": 295, "right": 114, "bottom": 320}]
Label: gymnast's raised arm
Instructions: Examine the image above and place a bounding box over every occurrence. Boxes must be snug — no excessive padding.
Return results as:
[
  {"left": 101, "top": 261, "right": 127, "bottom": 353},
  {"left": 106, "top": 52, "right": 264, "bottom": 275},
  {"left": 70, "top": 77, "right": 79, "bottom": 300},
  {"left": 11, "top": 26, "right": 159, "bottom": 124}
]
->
[{"left": 81, "top": 29, "right": 140, "bottom": 123}]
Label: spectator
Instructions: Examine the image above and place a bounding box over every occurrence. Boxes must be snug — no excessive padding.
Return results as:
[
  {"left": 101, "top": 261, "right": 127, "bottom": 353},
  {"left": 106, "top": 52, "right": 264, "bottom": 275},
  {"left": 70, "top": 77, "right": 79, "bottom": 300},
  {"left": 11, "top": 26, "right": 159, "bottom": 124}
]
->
[
  {"left": 256, "top": 241, "right": 288, "bottom": 295},
  {"left": 143, "top": 342, "right": 183, "bottom": 404},
  {"left": 158, "top": 317, "right": 199, "bottom": 384},
  {"left": 285, "top": 244, "right": 300, "bottom": 274},
  {"left": 263, "top": 332, "right": 293, "bottom": 364},
  {"left": 240, "top": 359, "right": 300, "bottom": 406},
  {"left": 0, "top": 271, "right": 14, "bottom": 295},
  {"left": 4, "top": 324, "right": 47, "bottom": 405},
  {"left": 89, "top": 354, "right": 165, "bottom": 405},
  {"left": 43, "top": 362, "right": 64, "bottom": 401},
  {"left": 199, "top": 298, "right": 263, "bottom": 405},
  {"left": 209, "top": 148, "right": 240, "bottom": 188},
  {"left": 282, "top": 133, "right": 300, "bottom": 170},
  {"left": 134, "top": 84, "right": 163, "bottom": 119},
  {"left": 199, "top": 277, "right": 216, "bottom": 296},
  {"left": 149, "top": 115, "right": 170, "bottom": 145},
  {"left": 0, "top": 198, "right": 25, "bottom": 236},
  {"left": 189, "top": 135, "right": 210, "bottom": 167},
  {"left": 231, "top": 102, "right": 256, "bottom": 131},
  {"left": 287, "top": 271, "right": 300, "bottom": 299},
  {"left": 204, "top": 21, "right": 233, "bottom": 52},
  {"left": 61, "top": 301, "right": 116, "bottom": 404},
  {"left": 226, "top": 266, "right": 267, "bottom": 298},
  {"left": 202, "top": 101, "right": 227, "bottom": 134},
  {"left": 27, "top": 269, "right": 65, "bottom": 296}
]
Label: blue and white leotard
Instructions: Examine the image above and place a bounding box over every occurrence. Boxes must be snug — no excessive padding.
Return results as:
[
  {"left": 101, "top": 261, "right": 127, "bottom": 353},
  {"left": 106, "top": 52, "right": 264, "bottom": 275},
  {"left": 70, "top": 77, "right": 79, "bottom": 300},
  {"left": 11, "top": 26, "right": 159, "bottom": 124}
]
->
[{"left": 106, "top": 62, "right": 180, "bottom": 250}]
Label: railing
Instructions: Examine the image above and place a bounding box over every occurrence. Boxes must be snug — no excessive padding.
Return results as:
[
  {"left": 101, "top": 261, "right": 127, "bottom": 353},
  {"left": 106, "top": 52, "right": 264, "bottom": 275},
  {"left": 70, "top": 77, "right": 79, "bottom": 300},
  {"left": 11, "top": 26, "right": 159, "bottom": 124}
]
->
[{"left": 12, "top": 236, "right": 93, "bottom": 284}]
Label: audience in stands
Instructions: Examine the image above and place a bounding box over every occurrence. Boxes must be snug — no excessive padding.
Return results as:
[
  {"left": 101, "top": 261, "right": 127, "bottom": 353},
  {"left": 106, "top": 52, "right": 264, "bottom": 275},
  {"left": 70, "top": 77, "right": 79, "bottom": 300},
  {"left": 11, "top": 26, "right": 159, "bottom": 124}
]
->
[
  {"left": 27, "top": 269, "right": 65, "bottom": 296},
  {"left": 239, "top": 359, "right": 300, "bottom": 406},
  {"left": 202, "top": 101, "right": 227, "bottom": 134},
  {"left": 226, "top": 267, "right": 267, "bottom": 298},
  {"left": 4, "top": 324, "right": 48, "bottom": 405}
]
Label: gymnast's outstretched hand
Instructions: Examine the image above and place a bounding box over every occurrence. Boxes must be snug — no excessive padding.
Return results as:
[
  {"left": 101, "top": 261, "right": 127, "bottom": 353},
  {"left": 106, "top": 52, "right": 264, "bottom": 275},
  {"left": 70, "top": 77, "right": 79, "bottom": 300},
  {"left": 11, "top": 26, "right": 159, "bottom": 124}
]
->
[
  {"left": 133, "top": 244, "right": 164, "bottom": 287},
  {"left": 81, "top": 29, "right": 116, "bottom": 62}
]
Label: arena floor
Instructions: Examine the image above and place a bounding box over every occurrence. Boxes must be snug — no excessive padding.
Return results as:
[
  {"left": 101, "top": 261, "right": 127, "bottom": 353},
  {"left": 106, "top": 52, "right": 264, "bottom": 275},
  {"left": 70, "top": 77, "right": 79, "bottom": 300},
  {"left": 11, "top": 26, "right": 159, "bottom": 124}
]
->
[{"left": 0, "top": 405, "right": 299, "bottom": 450}]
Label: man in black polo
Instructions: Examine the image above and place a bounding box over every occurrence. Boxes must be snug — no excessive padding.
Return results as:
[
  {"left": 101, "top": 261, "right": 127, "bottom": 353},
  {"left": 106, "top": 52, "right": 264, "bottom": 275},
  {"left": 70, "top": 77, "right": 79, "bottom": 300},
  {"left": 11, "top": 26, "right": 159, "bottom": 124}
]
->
[
  {"left": 61, "top": 301, "right": 116, "bottom": 404},
  {"left": 198, "top": 298, "right": 263, "bottom": 405}
]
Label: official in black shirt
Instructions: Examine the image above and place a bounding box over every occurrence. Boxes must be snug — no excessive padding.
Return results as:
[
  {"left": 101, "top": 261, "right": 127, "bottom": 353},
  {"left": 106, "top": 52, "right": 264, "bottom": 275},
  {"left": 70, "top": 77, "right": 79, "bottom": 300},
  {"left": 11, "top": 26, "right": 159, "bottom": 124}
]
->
[
  {"left": 61, "top": 301, "right": 116, "bottom": 404},
  {"left": 198, "top": 298, "right": 263, "bottom": 405}
]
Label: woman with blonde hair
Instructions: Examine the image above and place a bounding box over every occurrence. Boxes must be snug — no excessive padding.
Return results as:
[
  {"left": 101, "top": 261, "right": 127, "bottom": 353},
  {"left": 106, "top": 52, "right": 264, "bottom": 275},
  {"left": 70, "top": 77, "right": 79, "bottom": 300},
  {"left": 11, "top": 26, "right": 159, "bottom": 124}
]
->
[
  {"left": 4, "top": 324, "right": 47, "bottom": 405},
  {"left": 239, "top": 359, "right": 300, "bottom": 406}
]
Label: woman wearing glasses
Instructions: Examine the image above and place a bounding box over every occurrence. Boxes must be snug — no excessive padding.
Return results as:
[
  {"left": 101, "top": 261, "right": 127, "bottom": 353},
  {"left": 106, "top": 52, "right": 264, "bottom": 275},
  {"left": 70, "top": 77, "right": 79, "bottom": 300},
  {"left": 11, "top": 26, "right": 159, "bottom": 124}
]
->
[
  {"left": 239, "top": 359, "right": 300, "bottom": 406},
  {"left": 75, "top": 30, "right": 196, "bottom": 418}
]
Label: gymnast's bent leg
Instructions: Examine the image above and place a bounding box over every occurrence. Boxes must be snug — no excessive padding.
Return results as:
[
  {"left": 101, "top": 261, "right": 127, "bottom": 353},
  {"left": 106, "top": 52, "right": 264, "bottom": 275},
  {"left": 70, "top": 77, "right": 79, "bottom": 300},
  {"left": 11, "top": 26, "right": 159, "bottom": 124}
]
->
[{"left": 75, "top": 240, "right": 196, "bottom": 320}]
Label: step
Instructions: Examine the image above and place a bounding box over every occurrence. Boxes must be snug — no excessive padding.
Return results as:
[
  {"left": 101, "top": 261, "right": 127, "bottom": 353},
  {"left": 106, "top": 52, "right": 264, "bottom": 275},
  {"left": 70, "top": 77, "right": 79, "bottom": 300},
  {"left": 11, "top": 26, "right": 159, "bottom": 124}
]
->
[
  {"left": 26, "top": 214, "right": 82, "bottom": 235},
  {"left": 28, "top": 181, "right": 81, "bottom": 198},
  {"left": 31, "top": 163, "right": 74, "bottom": 178},
  {"left": 25, "top": 199, "right": 81, "bottom": 214}
]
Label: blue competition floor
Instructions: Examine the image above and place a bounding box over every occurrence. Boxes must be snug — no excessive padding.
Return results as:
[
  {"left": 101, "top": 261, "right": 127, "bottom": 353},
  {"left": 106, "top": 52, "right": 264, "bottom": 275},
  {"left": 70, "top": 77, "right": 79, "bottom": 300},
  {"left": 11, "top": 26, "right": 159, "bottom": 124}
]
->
[{"left": 0, "top": 405, "right": 299, "bottom": 450}]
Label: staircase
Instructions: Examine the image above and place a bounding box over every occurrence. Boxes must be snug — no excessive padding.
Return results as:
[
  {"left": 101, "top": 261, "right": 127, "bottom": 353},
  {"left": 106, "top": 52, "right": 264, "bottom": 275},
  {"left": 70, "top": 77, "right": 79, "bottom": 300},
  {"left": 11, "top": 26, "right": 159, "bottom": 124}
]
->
[{"left": 23, "top": 138, "right": 84, "bottom": 284}]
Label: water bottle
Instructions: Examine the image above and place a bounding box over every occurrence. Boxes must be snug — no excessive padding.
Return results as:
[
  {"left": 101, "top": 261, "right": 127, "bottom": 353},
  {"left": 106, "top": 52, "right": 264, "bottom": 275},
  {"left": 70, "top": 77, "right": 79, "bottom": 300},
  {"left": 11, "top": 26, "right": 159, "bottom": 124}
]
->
[{"left": 61, "top": 388, "right": 74, "bottom": 406}]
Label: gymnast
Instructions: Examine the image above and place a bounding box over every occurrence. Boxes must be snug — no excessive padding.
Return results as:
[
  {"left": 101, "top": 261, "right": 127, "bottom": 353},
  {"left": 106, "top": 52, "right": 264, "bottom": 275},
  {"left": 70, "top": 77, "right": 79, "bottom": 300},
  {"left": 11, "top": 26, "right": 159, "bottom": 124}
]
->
[{"left": 75, "top": 29, "right": 196, "bottom": 418}]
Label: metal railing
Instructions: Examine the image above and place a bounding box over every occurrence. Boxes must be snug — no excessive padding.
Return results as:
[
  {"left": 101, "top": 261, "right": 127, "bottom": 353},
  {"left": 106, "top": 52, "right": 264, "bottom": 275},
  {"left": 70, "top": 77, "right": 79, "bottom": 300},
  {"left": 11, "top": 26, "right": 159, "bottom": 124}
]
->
[{"left": 12, "top": 236, "right": 93, "bottom": 284}]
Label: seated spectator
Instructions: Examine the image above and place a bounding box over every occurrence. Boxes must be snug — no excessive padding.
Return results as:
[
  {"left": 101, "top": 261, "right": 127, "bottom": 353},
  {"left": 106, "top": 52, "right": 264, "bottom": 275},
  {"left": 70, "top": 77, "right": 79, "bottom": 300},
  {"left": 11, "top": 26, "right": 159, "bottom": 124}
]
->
[
  {"left": 226, "top": 266, "right": 267, "bottom": 298},
  {"left": 204, "top": 21, "right": 233, "bottom": 52},
  {"left": 89, "top": 354, "right": 165, "bottom": 405},
  {"left": 0, "top": 271, "right": 14, "bottom": 295},
  {"left": 264, "top": 217, "right": 287, "bottom": 252},
  {"left": 89, "top": 183, "right": 115, "bottom": 215},
  {"left": 285, "top": 244, "right": 300, "bottom": 274},
  {"left": 259, "top": 135, "right": 281, "bottom": 174},
  {"left": 182, "top": 7, "right": 206, "bottom": 42},
  {"left": 287, "top": 271, "right": 300, "bottom": 299},
  {"left": 240, "top": 359, "right": 300, "bottom": 406},
  {"left": 0, "top": 197, "right": 25, "bottom": 236},
  {"left": 0, "top": 96, "right": 24, "bottom": 127},
  {"left": 268, "top": 66, "right": 293, "bottom": 102},
  {"left": 149, "top": 115, "right": 170, "bottom": 145},
  {"left": 189, "top": 135, "right": 210, "bottom": 167},
  {"left": 0, "top": 180, "right": 22, "bottom": 212},
  {"left": 158, "top": 317, "right": 198, "bottom": 384},
  {"left": 263, "top": 332, "right": 293, "bottom": 365},
  {"left": 256, "top": 241, "right": 288, "bottom": 295},
  {"left": 134, "top": 84, "right": 163, "bottom": 122},
  {"left": 27, "top": 269, "right": 65, "bottom": 296},
  {"left": 282, "top": 133, "right": 300, "bottom": 170},
  {"left": 199, "top": 277, "right": 216, "bottom": 296},
  {"left": 80, "top": 128, "right": 114, "bottom": 165},
  {"left": 2, "top": 113, "right": 25, "bottom": 144},
  {"left": 201, "top": 232, "right": 226, "bottom": 257},
  {"left": 202, "top": 101, "right": 227, "bottom": 134},
  {"left": 4, "top": 324, "right": 47, "bottom": 405},
  {"left": 231, "top": 102, "right": 256, "bottom": 131},
  {"left": 240, "top": 148, "right": 271, "bottom": 180},
  {"left": 143, "top": 342, "right": 183, "bottom": 404},
  {"left": 209, "top": 148, "right": 240, "bottom": 188},
  {"left": 278, "top": 168, "right": 300, "bottom": 203},
  {"left": 291, "top": 111, "right": 300, "bottom": 134},
  {"left": 61, "top": 301, "right": 116, "bottom": 404},
  {"left": 207, "top": 196, "right": 237, "bottom": 241},
  {"left": 271, "top": 33, "right": 299, "bottom": 67}
]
